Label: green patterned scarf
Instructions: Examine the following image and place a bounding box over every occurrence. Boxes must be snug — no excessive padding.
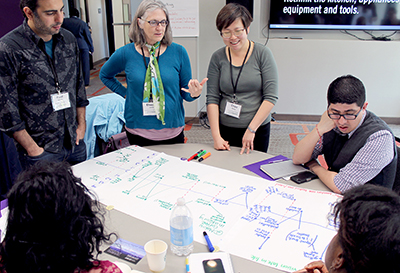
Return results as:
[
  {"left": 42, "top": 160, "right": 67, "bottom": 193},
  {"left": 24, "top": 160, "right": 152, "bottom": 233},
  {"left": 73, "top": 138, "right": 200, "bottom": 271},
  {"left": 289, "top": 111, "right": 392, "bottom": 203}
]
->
[{"left": 143, "top": 42, "right": 165, "bottom": 125}]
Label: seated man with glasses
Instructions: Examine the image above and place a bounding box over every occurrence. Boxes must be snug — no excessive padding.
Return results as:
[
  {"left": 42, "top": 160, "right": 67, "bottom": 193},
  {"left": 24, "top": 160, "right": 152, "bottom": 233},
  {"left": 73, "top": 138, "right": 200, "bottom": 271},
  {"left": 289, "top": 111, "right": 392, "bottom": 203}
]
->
[{"left": 292, "top": 75, "right": 397, "bottom": 194}]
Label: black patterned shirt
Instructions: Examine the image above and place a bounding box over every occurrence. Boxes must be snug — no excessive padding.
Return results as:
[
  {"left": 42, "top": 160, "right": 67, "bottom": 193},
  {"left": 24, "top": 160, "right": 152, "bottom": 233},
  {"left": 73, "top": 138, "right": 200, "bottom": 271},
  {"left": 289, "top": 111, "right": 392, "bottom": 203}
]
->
[{"left": 0, "top": 20, "right": 89, "bottom": 153}]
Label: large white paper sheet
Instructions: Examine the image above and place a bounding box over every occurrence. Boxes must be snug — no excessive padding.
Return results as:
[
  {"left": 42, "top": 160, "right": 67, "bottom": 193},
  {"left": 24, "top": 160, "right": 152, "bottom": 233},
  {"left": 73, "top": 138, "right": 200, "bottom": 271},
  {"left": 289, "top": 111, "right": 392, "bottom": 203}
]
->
[
  {"left": 73, "top": 146, "right": 340, "bottom": 272},
  {"left": 165, "top": 0, "right": 199, "bottom": 37}
]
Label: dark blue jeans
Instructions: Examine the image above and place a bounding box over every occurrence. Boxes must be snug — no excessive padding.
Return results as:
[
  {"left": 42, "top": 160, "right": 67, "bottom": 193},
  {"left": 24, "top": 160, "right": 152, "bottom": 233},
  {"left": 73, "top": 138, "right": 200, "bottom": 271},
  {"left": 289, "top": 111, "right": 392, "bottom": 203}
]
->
[
  {"left": 81, "top": 49, "right": 91, "bottom": 86},
  {"left": 19, "top": 139, "right": 87, "bottom": 170}
]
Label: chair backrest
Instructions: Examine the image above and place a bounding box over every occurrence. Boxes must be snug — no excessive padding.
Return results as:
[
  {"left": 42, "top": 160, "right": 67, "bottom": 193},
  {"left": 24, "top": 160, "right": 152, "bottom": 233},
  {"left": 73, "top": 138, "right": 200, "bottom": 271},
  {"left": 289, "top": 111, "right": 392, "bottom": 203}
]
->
[{"left": 392, "top": 146, "right": 400, "bottom": 194}]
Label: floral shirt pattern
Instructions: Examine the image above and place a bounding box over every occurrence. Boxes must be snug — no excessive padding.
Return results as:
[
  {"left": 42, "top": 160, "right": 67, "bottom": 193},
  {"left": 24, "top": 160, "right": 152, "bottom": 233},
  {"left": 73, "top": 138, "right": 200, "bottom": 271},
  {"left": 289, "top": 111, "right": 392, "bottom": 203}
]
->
[{"left": 0, "top": 20, "right": 89, "bottom": 153}]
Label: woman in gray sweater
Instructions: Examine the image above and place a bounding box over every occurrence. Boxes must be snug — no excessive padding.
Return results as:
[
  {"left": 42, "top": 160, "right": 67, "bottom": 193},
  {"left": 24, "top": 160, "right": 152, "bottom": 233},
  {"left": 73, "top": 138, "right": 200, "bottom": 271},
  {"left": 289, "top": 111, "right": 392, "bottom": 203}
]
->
[{"left": 206, "top": 3, "right": 278, "bottom": 154}]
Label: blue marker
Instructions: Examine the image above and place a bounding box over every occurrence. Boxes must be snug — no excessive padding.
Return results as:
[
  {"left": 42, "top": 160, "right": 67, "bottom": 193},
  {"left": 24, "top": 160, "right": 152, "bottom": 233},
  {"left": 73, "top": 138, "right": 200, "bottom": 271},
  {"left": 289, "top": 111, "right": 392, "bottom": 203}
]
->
[{"left": 203, "top": 231, "right": 215, "bottom": 252}]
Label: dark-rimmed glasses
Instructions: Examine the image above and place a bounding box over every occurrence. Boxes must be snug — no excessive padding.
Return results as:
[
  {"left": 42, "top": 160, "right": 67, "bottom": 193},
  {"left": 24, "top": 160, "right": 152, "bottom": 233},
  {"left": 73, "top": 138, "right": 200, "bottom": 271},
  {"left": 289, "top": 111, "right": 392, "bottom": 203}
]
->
[
  {"left": 328, "top": 108, "right": 362, "bottom": 120},
  {"left": 220, "top": 28, "right": 245, "bottom": 38},
  {"left": 141, "top": 19, "right": 168, "bottom": 27}
]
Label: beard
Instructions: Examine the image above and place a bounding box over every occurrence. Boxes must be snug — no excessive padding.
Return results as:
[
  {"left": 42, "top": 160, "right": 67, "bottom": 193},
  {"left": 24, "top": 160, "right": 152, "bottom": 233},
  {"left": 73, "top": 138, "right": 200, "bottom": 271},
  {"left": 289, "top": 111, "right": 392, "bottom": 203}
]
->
[{"left": 33, "top": 12, "right": 62, "bottom": 37}]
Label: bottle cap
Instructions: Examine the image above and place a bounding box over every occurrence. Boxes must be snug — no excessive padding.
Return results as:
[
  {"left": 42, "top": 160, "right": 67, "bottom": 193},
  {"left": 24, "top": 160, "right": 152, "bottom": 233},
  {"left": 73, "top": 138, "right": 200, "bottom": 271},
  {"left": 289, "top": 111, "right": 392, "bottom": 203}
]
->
[{"left": 177, "top": 197, "right": 185, "bottom": 206}]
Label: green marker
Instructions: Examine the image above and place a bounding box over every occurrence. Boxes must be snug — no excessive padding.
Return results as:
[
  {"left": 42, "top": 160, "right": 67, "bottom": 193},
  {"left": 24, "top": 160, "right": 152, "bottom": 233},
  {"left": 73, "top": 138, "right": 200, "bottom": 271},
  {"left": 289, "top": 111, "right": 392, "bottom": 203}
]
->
[{"left": 194, "top": 150, "right": 207, "bottom": 159}]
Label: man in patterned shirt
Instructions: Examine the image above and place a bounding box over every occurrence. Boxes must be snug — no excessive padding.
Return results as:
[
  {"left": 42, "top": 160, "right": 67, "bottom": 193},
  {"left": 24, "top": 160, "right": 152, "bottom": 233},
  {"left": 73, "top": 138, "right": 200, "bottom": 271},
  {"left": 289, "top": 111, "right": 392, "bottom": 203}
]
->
[
  {"left": 0, "top": 0, "right": 89, "bottom": 169},
  {"left": 292, "top": 75, "right": 397, "bottom": 194}
]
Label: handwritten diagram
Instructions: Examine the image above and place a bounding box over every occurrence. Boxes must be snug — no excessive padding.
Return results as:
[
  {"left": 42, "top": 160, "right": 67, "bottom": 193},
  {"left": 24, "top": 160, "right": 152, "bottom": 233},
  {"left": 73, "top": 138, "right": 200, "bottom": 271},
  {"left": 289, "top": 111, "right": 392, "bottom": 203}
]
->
[
  {"left": 220, "top": 184, "right": 338, "bottom": 272},
  {"left": 73, "top": 146, "right": 340, "bottom": 272}
]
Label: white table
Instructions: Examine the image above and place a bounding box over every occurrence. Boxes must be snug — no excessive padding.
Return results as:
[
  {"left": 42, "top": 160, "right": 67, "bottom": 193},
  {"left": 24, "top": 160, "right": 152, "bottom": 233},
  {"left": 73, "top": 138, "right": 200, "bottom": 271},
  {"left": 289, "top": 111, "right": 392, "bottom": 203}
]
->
[{"left": 96, "top": 143, "right": 330, "bottom": 273}]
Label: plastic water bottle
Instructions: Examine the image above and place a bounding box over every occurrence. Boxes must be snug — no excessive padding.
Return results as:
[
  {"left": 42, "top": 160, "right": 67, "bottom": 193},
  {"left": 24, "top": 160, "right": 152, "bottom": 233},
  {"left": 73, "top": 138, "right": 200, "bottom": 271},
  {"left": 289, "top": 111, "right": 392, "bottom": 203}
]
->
[{"left": 170, "top": 197, "right": 194, "bottom": 256}]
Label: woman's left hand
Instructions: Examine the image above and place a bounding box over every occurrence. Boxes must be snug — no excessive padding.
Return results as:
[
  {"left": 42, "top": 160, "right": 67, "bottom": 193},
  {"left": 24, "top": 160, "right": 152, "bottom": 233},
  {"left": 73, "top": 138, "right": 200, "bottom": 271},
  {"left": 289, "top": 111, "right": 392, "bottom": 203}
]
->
[
  {"left": 181, "top": 78, "right": 208, "bottom": 98},
  {"left": 240, "top": 129, "right": 255, "bottom": 155}
]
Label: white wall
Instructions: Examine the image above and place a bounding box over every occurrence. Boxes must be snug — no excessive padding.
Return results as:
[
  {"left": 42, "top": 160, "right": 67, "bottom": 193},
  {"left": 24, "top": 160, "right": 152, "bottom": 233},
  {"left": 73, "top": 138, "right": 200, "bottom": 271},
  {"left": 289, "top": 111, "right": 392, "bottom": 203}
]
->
[
  {"left": 87, "top": 0, "right": 108, "bottom": 63},
  {"left": 268, "top": 38, "right": 400, "bottom": 117},
  {"left": 112, "top": 0, "right": 125, "bottom": 50},
  {"left": 195, "top": 0, "right": 400, "bottom": 118}
]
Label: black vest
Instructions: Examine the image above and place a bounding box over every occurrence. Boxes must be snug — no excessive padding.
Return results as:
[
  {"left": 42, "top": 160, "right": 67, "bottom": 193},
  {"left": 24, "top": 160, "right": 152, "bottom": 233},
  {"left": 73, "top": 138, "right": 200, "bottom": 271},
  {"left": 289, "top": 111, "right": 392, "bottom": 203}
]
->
[{"left": 322, "top": 111, "right": 397, "bottom": 189}]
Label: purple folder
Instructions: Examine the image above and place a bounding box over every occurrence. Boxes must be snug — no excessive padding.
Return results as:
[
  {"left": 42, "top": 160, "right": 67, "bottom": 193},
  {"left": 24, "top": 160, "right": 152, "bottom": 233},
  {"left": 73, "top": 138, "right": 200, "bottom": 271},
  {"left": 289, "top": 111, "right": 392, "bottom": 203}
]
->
[{"left": 243, "top": 155, "right": 289, "bottom": 181}]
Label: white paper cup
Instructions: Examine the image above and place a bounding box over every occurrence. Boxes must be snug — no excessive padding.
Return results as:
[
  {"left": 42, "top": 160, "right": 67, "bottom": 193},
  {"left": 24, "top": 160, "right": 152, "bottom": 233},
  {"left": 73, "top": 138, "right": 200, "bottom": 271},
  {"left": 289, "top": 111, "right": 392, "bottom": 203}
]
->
[{"left": 144, "top": 239, "right": 168, "bottom": 273}]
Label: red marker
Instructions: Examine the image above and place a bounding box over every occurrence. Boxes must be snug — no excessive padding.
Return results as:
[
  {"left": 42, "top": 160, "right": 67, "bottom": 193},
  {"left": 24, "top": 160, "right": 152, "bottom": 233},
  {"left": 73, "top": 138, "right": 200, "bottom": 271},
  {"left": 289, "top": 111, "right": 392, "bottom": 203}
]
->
[
  {"left": 198, "top": 152, "right": 211, "bottom": 162},
  {"left": 187, "top": 149, "right": 202, "bottom": 161}
]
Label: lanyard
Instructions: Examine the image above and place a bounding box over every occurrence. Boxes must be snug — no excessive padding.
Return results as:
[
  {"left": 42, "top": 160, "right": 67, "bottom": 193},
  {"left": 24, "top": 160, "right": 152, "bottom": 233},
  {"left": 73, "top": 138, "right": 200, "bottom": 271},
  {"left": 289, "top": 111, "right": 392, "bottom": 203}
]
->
[
  {"left": 141, "top": 46, "right": 161, "bottom": 69},
  {"left": 47, "top": 55, "right": 61, "bottom": 93},
  {"left": 42, "top": 41, "right": 61, "bottom": 94},
  {"left": 228, "top": 40, "right": 251, "bottom": 102}
]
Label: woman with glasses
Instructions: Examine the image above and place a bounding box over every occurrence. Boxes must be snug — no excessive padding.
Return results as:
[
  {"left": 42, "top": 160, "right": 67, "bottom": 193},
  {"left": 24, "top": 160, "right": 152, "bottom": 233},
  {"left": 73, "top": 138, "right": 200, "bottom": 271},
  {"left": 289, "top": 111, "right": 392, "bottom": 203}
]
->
[
  {"left": 206, "top": 3, "right": 278, "bottom": 154},
  {"left": 100, "top": 0, "right": 207, "bottom": 146}
]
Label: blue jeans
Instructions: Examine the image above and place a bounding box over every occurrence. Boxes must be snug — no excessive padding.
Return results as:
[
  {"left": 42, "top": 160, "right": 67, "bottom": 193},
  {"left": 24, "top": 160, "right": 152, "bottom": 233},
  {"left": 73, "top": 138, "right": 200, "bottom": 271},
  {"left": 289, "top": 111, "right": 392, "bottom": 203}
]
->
[{"left": 19, "top": 139, "right": 87, "bottom": 170}]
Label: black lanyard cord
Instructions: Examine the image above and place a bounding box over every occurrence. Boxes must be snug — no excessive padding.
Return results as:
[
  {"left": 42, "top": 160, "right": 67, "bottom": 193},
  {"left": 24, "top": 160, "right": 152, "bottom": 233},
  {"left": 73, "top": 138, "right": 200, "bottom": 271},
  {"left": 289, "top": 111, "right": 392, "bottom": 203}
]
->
[
  {"left": 228, "top": 40, "right": 251, "bottom": 97},
  {"left": 44, "top": 50, "right": 61, "bottom": 93},
  {"left": 40, "top": 39, "right": 61, "bottom": 92},
  {"left": 141, "top": 45, "right": 161, "bottom": 69}
]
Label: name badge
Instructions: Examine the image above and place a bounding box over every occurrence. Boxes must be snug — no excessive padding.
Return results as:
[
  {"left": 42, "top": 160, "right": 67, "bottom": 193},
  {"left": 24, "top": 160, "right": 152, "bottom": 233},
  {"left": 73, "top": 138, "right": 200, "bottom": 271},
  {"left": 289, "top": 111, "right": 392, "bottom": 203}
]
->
[
  {"left": 224, "top": 101, "right": 242, "bottom": 119},
  {"left": 51, "top": 92, "right": 71, "bottom": 111},
  {"left": 143, "top": 102, "right": 156, "bottom": 116}
]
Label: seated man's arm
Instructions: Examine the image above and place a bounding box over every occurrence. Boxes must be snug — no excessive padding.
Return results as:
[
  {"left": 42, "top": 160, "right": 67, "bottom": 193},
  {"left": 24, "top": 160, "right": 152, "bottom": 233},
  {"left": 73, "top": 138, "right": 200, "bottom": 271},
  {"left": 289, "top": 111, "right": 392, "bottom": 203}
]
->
[
  {"left": 292, "top": 111, "right": 336, "bottom": 164},
  {"left": 306, "top": 160, "right": 341, "bottom": 193},
  {"left": 333, "top": 130, "right": 394, "bottom": 193}
]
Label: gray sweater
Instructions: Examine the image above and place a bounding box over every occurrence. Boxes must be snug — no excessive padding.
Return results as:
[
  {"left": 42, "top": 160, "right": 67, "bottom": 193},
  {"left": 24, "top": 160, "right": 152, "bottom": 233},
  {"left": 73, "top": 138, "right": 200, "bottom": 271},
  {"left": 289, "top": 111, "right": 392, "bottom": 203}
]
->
[{"left": 206, "top": 42, "right": 278, "bottom": 128}]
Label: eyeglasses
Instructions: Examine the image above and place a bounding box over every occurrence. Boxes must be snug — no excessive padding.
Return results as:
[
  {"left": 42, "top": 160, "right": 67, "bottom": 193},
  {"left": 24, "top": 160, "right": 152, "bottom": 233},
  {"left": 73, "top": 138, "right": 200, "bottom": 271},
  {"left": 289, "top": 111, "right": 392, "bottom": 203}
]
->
[
  {"left": 141, "top": 19, "right": 168, "bottom": 27},
  {"left": 328, "top": 108, "right": 362, "bottom": 120},
  {"left": 220, "top": 28, "right": 245, "bottom": 39}
]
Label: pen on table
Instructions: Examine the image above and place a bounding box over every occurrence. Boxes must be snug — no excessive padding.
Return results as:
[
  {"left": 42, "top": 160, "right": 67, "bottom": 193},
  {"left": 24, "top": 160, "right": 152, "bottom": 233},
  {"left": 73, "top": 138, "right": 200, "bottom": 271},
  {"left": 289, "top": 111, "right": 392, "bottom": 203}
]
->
[
  {"left": 187, "top": 149, "right": 202, "bottom": 161},
  {"left": 203, "top": 231, "right": 215, "bottom": 252},
  {"left": 198, "top": 152, "right": 211, "bottom": 162},
  {"left": 186, "top": 257, "right": 190, "bottom": 273},
  {"left": 194, "top": 150, "right": 207, "bottom": 160}
]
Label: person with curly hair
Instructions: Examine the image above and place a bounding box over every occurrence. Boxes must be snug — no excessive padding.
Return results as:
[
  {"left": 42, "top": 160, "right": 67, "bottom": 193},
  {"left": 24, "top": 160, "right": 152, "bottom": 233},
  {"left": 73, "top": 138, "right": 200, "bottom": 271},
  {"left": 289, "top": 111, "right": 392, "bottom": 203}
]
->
[
  {"left": 0, "top": 161, "right": 123, "bottom": 273},
  {"left": 295, "top": 184, "right": 400, "bottom": 273}
]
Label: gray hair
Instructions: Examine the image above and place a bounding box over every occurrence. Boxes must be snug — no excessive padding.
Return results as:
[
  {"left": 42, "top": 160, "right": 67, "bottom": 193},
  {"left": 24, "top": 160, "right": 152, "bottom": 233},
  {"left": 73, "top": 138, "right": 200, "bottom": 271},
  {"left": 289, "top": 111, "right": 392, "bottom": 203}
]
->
[{"left": 129, "top": 0, "right": 173, "bottom": 46}]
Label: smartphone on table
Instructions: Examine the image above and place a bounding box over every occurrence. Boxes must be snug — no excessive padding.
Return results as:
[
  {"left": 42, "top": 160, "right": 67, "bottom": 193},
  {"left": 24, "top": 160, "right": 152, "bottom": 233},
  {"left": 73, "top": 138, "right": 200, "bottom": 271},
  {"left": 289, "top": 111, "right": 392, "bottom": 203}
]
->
[
  {"left": 290, "top": 171, "right": 318, "bottom": 184},
  {"left": 202, "top": 258, "right": 226, "bottom": 273}
]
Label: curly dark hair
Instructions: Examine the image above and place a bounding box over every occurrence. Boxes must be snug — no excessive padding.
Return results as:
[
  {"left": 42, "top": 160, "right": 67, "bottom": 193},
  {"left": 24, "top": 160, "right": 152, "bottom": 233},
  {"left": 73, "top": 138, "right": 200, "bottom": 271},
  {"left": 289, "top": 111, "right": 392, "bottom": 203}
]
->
[
  {"left": 334, "top": 184, "right": 400, "bottom": 273},
  {"left": 0, "top": 161, "right": 113, "bottom": 273}
]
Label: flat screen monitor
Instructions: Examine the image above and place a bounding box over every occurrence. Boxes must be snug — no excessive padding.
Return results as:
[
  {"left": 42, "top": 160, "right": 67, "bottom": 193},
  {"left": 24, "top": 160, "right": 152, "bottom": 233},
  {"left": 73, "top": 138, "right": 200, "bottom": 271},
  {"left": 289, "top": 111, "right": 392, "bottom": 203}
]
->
[{"left": 269, "top": 1, "right": 400, "bottom": 30}]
